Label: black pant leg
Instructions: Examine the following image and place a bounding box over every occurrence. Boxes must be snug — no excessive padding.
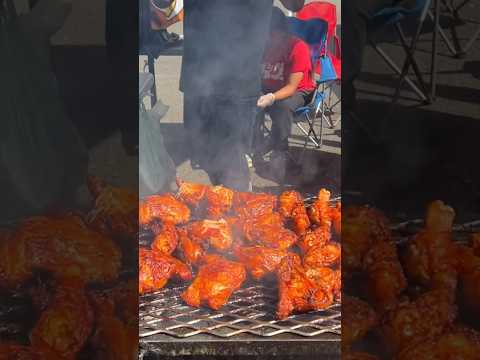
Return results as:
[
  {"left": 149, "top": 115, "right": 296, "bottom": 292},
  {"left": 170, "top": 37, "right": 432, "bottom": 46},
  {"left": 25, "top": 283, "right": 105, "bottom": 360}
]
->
[{"left": 267, "top": 92, "right": 307, "bottom": 151}]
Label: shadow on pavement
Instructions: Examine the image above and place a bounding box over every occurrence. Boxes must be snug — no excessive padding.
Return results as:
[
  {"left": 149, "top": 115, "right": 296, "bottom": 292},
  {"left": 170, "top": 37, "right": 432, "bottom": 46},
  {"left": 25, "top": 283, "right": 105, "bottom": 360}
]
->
[{"left": 345, "top": 99, "right": 480, "bottom": 222}]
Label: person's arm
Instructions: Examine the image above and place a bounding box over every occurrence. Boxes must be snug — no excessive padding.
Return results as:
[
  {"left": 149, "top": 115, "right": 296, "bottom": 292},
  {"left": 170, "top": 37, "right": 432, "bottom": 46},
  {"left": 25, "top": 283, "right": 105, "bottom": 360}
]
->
[
  {"left": 273, "top": 72, "right": 303, "bottom": 101},
  {"left": 279, "top": 0, "right": 305, "bottom": 12}
]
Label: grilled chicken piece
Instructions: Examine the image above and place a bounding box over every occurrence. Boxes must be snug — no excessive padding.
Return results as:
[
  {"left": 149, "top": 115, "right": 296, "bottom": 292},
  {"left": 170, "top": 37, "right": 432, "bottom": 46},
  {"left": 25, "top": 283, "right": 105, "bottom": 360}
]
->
[
  {"left": 89, "top": 285, "right": 138, "bottom": 360},
  {"left": 403, "top": 201, "right": 458, "bottom": 292},
  {"left": 397, "top": 325, "right": 480, "bottom": 360},
  {"left": 232, "top": 191, "right": 277, "bottom": 218},
  {"left": 90, "top": 314, "right": 137, "bottom": 360},
  {"left": 454, "top": 245, "right": 480, "bottom": 317},
  {"left": 139, "top": 194, "right": 190, "bottom": 226},
  {"left": 0, "top": 343, "right": 63, "bottom": 360},
  {"left": 187, "top": 219, "right": 233, "bottom": 251},
  {"left": 278, "top": 190, "right": 303, "bottom": 218},
  {"left": 380, "top": 289, "right": 457, "bottom": 355},
  {"left": 240, "top": 212, "right": 295, "bottom": 250},
  {"left": 303, "top": 265, "right": 341, "bottom": 301},
  {"left": 86, "top": 175, "right": 138, "bottom": 241},
  {"left": 342, "top": 352, "right": 380, "bottom": 360},
  {"left": 0, "top": 215, "right": 121, "bottom": 287},
  {"left": 233, "top": 246, "right": 289, "bottom": 281},
  {"left": 303, "top": 243, "right": 341, "bottom": 268},
  {"left": 242, "top": 212, "right": 284, "bottom": 241},
  {"left": 139, "top": 248, "right": 192, "bottom": 295},
  {"left": 291, "top": 204, "right": 311, "bottom": 236},
  {"left": 178, "top": 228, "right": 206, "bottom": 266},
  {"left": 472, "top": 233, "right": 480, "bottom": 257},
  {"left": 204, "top": 185, "right": 234, "bottom": 219},
  {"left": 248, "top": 225, "right": 298, "bottom": 250},
  {"left": 342, "top": 295, "right": 378, "bottom": 351},
  {"left": 277, "top": 254, "right": 334, "bottom": 319},
  {"left": 342, "top": 206, "right": 392, "bottom": 275},
  {"left": 30, "top": 281, "right": 94, "bottom": 359},
  {"left": 363, "top": 241, "right": 407, "bottom": 314},
  {"left": 308, "top": 188, "right": 331, "bottom": 226},
  {"left": 330, "top": 201, "right": 341, "bottom": 236},
  {"left": 176, "top": 178, "right": 208, "bottom": 207},
  {"left": 182, "top": 255, "right": 246, "bottom": 310},
  {"left": 151, "top": 223, "right": 178, "bottom": 255},
  {"left": 298, "top": 227, "right": 330, "bottom": 254}
]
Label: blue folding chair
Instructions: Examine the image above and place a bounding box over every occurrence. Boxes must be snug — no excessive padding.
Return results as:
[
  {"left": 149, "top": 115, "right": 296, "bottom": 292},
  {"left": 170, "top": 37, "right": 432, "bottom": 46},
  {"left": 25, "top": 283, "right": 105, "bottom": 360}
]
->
[{"left": 288, "top": 17, "right": 339, "bottom": 150}]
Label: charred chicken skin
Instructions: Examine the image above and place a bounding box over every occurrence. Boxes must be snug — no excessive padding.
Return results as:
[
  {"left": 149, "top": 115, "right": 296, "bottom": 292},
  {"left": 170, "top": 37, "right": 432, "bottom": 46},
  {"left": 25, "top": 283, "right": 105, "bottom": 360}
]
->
[
  {"left": 177, "top": 228, "right": 206, "bottom": 266},
  {"left": 0, "top": 215, "right": 121, "bottom": 287},
  {"left": 232, "top": 191, "right": 277, "bottom": 218},
  {"left": 342, "top": 206, "right": 392, "bottom": 275},
  {"left": 151, "top": 223, "right": 178, "bottom": 255},
  {"left": 176, "top": 178, "right": 208, "bottom": 208},
  {"left": 363, "top": 241, "right": 407, "bottom": 314},
  {"left": 30, "top": 281, "right": 94, "bottom": 360},
  {"left": 233, "top": 246, "right": 289, "bottom": 281},
  {"left": 241, "top": 212, "right": 297, "bottom": 250},
  {"left": 86, "top": 175, "right": 138, "bottom": 241},
  {"left": 298, "top": 226, "right": 330, "bottom": 254},
  {"left": 139, "top": 248, "right": 192, "bottom": 295},
  {"left": 204, "top": 185, "right": 234, "bottom": 219},
  {"left": 303, "top": 242, "right": 341, "bottom": 268},
  {"left": 454, "top": 245, "right": 480, "bottom": 317},
  {"left": 342, "top": 352, "right": 380, "bottom": 360},
  {"left": 342, "top": 295, "right": 378, "bottom": 350},
  {"left": 187, "top": 219, "right": 233, "bottom": 251},
  {"left": 0, "top": 343, "right": 63, "bottom": 360},
  {"left": 397, "top": 325, "right": 480, "bottom": 360},
  {"left": 330, "top": 201, "right": 341, "bottom": 236},
  {"left": 278, "top": 190, "right": 304, "bottom": 218},
  {"left": 139, "top": 194, "right": 190, "bottom": 226},
  {"left": 308, "top": 188, "right": 331, "bottom": 227},
  {"left": 277, "top": 254, "right": 334, "bottom": 319},
  {"left": 291, "top": 204, "right": 311, "bottom": 236},
  {"left": 181, "top": 255, "right": 246, "bottom": 310},
  {"left": 403, "top": 201, "right": 458, "bottom": 292},
  {"left": 380, "top": 289, "right": 457, "bottom": 355}
]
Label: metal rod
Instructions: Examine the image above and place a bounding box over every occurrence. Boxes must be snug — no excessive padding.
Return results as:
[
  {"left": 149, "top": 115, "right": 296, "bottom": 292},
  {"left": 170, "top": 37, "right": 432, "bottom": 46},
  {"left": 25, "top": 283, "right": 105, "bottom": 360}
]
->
[
  {"left": 370, "top": 42, "right": 428, "bottom": 101},
  {"left": 431, "top": 0, "right": 440, "bottom": 100}
]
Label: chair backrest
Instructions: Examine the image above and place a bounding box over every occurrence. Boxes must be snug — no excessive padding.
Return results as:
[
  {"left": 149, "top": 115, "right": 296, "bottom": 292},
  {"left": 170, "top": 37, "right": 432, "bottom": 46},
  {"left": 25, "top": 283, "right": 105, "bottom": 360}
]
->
[
  {"left": 371, "top": 0, "right": 432, "bottom": 28},
  {"left": 287, "top": 17, "right": 338, "bottom": 83},
  {"left": 297, "top": 1, "right": 337, "bottom": 49},
  {"left": 287, "top": 17, "right": 328, "bottom": 65}
]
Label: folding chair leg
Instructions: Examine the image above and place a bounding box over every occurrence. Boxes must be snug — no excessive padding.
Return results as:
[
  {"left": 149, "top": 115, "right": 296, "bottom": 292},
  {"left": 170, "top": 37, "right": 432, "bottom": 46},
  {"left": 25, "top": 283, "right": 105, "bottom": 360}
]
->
[
  {"left": 462, "top": 26, "right": 480, "bottom": 54},
  {"left": 370, "top": 42, "right": 429, "bottom": 102},
  {"left": 393, "top": 23, "right": 432, "bottom": 104},
  {"left": 427, "top": 10, "right": 458, "bottom": 56}
]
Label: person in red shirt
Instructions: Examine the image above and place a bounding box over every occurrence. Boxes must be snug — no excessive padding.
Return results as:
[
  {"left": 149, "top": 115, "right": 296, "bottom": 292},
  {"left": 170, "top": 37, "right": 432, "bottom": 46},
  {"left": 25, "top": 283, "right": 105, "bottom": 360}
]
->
[{"left": 257, "top": 7, "right": 315, "bottom": 177}]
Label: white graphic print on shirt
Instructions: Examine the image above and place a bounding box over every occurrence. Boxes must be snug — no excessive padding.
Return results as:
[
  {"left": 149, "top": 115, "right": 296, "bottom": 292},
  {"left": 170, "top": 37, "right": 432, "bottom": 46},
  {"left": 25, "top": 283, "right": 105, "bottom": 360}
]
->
[{"left": 262, "top": 62, "right": 285, "bottom": 82}]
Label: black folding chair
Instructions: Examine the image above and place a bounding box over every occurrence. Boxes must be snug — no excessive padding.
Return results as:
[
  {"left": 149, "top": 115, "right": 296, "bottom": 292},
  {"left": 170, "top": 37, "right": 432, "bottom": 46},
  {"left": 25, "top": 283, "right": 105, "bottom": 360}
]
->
[
  {"left": 438, "top": 0, "right": 480, "bottom": 58},
  {"left": 367, "top": 0, "right": 435, "bottom": 105}
]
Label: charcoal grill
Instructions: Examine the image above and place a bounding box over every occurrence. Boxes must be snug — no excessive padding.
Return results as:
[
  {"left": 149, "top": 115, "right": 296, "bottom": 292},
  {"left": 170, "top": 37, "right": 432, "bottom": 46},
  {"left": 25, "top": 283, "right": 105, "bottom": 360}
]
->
[{"left": 139, "top": 195, "right": 342, "bottom": 359}]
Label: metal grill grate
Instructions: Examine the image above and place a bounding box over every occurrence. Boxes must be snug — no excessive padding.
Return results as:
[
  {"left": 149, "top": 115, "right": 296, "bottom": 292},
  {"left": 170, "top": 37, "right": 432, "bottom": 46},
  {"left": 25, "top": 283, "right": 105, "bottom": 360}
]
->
[{"left": 139, "top": 283, "right": 341, "bottom": 339}]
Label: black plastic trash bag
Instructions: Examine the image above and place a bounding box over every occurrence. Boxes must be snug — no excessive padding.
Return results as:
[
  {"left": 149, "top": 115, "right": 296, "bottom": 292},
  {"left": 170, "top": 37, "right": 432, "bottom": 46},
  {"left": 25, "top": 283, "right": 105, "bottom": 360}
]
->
[
  {"left": 0, "top": 0, "right": 88, "bottom": 222},
  {"left": 139, "top": 99, "right": 175, "bottom": 199}
]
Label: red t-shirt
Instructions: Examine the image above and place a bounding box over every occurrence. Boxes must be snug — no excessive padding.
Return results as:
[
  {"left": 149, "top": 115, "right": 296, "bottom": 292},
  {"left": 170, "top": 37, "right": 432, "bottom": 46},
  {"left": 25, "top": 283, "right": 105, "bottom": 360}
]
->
[{"left": 261, "top": 36, "right": 315, "bottom": 94}]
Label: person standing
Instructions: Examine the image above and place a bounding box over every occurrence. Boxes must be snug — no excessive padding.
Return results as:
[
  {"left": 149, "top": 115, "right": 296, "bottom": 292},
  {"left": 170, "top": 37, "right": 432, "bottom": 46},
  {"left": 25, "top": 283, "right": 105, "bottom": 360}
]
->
[{"left": 180, "top": 0, "right": 305, "bottom": 191}]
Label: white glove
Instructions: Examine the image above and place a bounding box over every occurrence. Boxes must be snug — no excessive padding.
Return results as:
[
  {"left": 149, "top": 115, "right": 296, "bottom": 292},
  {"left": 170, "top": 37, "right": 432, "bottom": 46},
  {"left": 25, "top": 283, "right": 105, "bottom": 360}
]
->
[{"left": 257, "top": 93, "right": 276, "bottom": 108}]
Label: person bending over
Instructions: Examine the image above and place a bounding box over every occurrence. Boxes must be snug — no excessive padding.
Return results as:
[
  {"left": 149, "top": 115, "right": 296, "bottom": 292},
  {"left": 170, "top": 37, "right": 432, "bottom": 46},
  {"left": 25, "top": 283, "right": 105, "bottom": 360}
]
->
[{"left": 257, "top": 7, "right": 315, "bottom": 178}]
